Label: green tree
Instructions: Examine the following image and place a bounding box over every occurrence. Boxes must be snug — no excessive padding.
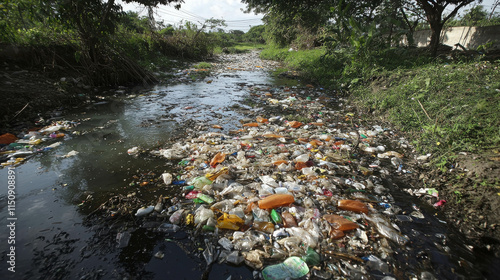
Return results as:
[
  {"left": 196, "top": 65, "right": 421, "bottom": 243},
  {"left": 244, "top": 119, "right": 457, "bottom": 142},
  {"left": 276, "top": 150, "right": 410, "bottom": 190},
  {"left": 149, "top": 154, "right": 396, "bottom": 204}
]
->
[
  {"left": 415, "top": 0, "right": 480, "bottom": 56},
  {"left": 242, "top": 0, "right": 331, "bottom": 47},
  {"left": 461, "top": 5, "right": 488, "bottom": 24},
  {"left": 244, "top": 25, "right": 265, "bottom": 43}
]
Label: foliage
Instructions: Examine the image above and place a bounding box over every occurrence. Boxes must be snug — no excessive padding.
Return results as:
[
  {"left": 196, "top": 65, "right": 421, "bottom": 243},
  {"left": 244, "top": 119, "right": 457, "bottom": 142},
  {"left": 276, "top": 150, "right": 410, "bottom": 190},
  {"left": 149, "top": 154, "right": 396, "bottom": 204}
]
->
[
  {"left": 351, "top": 59, "right": 500, "bottom": 165},
  {"left": 244, "top": 25, "right": 266, "bottom": 44},
  {"left": 415, "top": 0, "right": 479, "bottom": 56},
  {"left": 193, "top": 62, "right": 212, "bottom": 69},
  {"left": 446, "top": 5, "right": 500, "bottom": 26},
  {"left": 242, "top": 0, "right": 331, "bottom": 48}
]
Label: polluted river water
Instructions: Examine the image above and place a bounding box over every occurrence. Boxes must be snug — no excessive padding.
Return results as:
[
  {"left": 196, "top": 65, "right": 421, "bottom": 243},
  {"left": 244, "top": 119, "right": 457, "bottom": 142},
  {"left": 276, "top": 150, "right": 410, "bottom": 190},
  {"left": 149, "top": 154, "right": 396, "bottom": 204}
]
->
[{"left": 0, "top": 51, "right": 499, "bottom": 279}]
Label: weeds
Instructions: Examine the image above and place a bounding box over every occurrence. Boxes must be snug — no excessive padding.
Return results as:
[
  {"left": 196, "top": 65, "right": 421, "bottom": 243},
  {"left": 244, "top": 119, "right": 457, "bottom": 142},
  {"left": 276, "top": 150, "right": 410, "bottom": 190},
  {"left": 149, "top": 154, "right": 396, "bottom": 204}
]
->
[
  {"left": 193, "top": 62, "right": 212, "bottom": 69},
  {"left": 261, "top": 44, "right": 500, "bottom": 172}
]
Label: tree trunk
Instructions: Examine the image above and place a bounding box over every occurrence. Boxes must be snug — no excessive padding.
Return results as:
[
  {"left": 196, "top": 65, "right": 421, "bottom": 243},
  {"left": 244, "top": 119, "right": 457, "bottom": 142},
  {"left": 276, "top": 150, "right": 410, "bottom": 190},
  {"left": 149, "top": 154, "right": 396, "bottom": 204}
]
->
[{"left": 428, "top": 20, "right": 443, "bottom": 56}]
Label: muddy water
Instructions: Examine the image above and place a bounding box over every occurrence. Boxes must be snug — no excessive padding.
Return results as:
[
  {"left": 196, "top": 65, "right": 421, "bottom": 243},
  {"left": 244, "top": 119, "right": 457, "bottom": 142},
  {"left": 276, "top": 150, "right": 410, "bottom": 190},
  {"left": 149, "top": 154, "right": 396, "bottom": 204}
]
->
[{"left": 0, "top": 52, "right": 498, "bottom": 279}]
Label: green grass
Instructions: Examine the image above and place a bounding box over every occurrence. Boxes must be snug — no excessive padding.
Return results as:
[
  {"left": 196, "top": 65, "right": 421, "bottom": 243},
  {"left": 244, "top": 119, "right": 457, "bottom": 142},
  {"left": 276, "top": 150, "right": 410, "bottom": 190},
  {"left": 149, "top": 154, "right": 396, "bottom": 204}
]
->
[
  {"left": 260, "top": 46, "right": 347, "bottom": 87},
  {"left": 260, "top": 44, "right": 500, "bottom": 170},
  {"left": 351, "top": 61, "right": 500, "bottom": 160},
  {"left": 193, "top": 62, "right": 212, "bottom": 69}
]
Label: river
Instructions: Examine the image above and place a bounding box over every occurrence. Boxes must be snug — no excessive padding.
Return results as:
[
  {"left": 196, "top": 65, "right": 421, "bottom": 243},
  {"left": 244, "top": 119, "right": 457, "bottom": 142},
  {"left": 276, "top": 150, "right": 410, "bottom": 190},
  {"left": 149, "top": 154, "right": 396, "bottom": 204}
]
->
[{"left": 0, "top": 51, "right": 498, "bottom": 279}]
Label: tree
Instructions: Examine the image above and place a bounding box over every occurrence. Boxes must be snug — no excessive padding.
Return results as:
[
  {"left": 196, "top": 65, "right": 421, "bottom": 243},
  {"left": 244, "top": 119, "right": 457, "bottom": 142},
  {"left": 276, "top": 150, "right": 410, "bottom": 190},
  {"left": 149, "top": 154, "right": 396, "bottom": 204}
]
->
[
  {"left": 242, "top": 0, "right": 332, "bottom": 47},
  {"left": 244, "top": 25, "right": 265, "bottom": 43},
  {"left": 415, "top": 0, "right": 480, "bottom": 56},
  {"left": 461, "top": 5, "right": 488, "bottom": 24}
]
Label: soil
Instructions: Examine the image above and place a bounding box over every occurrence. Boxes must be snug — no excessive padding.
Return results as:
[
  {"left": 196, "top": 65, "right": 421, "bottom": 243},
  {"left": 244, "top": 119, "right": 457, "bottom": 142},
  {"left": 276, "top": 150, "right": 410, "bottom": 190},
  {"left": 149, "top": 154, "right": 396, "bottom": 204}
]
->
[
  {"left": 0, "top": 64, "right": 99, "bottom": 135},
  {"left": 2, "top": 48, "right": 500, "bottom": 258}
]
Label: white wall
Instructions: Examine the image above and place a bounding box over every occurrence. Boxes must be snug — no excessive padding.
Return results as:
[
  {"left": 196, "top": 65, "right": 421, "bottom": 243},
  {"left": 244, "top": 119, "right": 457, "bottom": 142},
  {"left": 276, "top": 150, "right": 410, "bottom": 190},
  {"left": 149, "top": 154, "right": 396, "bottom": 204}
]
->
[{"left": 409, "top": 25, "right": 500, "bottom": 50}]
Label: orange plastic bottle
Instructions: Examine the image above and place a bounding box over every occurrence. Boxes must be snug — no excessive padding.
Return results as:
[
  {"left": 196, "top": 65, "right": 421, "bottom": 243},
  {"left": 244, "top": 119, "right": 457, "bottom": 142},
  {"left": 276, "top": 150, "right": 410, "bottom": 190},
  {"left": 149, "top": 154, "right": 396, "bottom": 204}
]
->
[
  {"left": 337, "top": 200, "right": 369, "bottom": 214},
  {"left": 287, "top": 121, "right": 303, "bottom": 128},
  {"left": 210, "top": 152, "right": 226, "bottom": 167},
  {"left": 258, "top": 194, "right": 295, "bottom": 209},
  {"left": 263, "top": 134, "right": 284, "bottom": 139},
  {"left": 323, "top": 214, "right": 359, "bottom": 231},
  {"left": 256, "top": 116, "right": 268, "bottom": 123},
  {"left": 273, "top": 160, "right": 288, "bottom": 166},
  {"left": 295, "top": 162, "right": 308, "bottom": 170},
  {"left": 243, "top": 122, "right": 259, "bottom": 127},
  {"left": 310, "top": 122, "right": 324, "bottom": 126},
  {"left": 309, "top": 139, "right": 323, "bottom": 147},
  {"left": 329, "top": 229, "right": 345, "bottom": 240}
]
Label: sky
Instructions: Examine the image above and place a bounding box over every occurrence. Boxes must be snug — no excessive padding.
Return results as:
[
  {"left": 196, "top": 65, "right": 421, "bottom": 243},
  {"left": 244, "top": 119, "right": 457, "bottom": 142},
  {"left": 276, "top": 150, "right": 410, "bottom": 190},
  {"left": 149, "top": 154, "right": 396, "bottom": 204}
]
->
[
  {"left": 118, "top": 0, "right": 499, "bottom": 33},
  {"left": 118, "top": 0, "right": 264, "bottom": 32}
]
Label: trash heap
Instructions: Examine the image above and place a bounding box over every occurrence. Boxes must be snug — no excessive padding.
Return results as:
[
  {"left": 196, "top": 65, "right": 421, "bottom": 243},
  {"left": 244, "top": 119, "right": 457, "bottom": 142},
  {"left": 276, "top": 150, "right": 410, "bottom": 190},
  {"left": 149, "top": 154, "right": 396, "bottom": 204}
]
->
[
  {"left": 122, "top": 95, "right": 431, "bottom": 279},
  {"left": 0, "top": 120, "right": 80, "bottom": 167}
]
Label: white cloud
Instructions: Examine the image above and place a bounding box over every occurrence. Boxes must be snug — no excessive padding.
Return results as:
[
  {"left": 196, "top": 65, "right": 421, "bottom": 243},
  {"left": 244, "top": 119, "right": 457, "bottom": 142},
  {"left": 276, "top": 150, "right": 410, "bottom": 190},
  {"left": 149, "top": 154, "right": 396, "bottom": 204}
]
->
[{"left": 118, "top": 0, "right": 263, "bottom": 31}]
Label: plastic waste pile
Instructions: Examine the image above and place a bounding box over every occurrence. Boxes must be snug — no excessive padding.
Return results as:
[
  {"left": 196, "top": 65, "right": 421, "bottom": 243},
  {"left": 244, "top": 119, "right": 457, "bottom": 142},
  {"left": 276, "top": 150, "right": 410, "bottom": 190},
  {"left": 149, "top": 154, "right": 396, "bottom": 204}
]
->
[
  {"left": 122, "top": 101, "right": 429, "bottom": 279},
  {"left": 0, "top": 120, "right": 80, "bottom": 167}
]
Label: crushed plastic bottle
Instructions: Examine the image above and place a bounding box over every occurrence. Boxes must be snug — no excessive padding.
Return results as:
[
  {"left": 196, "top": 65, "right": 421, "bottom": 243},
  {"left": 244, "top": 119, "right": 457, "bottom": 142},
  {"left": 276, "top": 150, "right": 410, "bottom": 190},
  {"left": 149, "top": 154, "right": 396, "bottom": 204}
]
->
[{"left": 258, "top": 194, "right": 295, "bottom": 209}]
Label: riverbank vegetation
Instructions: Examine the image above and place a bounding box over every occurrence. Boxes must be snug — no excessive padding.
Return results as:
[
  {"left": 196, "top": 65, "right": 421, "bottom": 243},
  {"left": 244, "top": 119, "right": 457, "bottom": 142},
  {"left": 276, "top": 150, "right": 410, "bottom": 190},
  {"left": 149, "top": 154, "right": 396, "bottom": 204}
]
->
[{"left": 0, "top": 0, "right": 260, "bottom": 87}]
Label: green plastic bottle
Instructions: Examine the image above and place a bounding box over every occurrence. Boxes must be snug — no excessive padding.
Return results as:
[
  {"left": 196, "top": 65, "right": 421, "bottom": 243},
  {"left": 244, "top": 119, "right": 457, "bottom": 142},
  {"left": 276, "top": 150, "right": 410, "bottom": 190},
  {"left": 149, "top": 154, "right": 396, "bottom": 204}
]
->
[
  {"left": 270, "top": 209, "right": 283, "bottom": 224},
  {"left": 302, "top": 247, "right": 321, "bottom": 266}
]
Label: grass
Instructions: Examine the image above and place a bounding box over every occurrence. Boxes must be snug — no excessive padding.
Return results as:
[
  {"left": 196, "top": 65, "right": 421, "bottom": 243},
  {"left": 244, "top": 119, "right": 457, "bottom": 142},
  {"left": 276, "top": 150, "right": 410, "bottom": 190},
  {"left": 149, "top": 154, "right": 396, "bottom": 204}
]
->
[
  {"left": 260, "top": 46, "right": 341, "bottom": 86},
  {"left": 352, "top": 60, "right": 500, "bottom": 161},
  {"left": 193, "top": 62, "right": 212, "bottom": 69},
  {"left": 260, "top": 45, "right": 500, "bottom": 171}
]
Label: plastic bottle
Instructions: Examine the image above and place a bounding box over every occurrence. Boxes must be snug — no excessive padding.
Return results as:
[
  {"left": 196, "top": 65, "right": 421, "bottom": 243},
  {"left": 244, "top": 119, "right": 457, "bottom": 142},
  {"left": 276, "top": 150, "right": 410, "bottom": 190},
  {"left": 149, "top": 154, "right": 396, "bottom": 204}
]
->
[
  {"left": 185, "top": 190, "right": 200, "bottom": 199},
  {"left": 196, "top": 193, "right": 215, "bottom": 204},
  {"left": 169, "top": 209, "right": 184, "bottom": 224},
  {"left": 258, "top": 194, "right": 295, "bottom": 209},
  {"left": 243, "top": 122, "right": 259, "bottom": 127},
  {"left": 172, "top": 180, "right": 187, "bottom": 185},
  {"left": 252, "top": 207, "right": 270, "bottom": 222},
  {"left": 273, "top": 159, "right": 288, "bottom": 166},
  {"left": 329, "top": 229, "right": 345, "bottom": 239},
  {"left": 194, "top": 206, "right": 214, "bottom": 225},
  {"left": 323, "top": 214, "right": 359, "bottom": 231},
  {"left": 264, "top": 134, "right": 284, "bottom": 139},
  {"left": 29, "top": 139, "right": 42, "bottom": 145},
  {"left": 301, "top": 247, "right": 321, "bottom": 266},
  {"left": 135, "top": 206, "right": 154, "bottom": 217},
  {"left": 294, "top": 154, "right": 309, "bottom": 163},
  {"left": 205, "top": 166, "right": 228, "bottom": 181},
  {"left": 337, "top": 199, "right": 369, "bottom": 214},
  {"left": 295, "top": 161, "right": 308, "bottom": 170},
  {"left": 287, "top": 121, "right": 303, "bottom": 128},
  {"left": 256, "top": 116, "right": 268, "bottom": 123},
  {"left": 210, "top": 152, "right": 226, "bottom": 167},
  {"left": 253, "top": 221, "right": 275, "bottom": 233},
  {"left": 261, "top": 256, "right": 309, "bottom": 280},
  {"left": 281, "top": 212, "right": 298, "bottom": 228},
  {"left": 191, "top": 176, "right": 213, "bottom": 189},
  {"left": 270, "top": 209, "right": 283, "bottom": 224},
  {"left": 217, "top": 213, "right": 244, "bottom": 230},
  {"left": 162, "top": 173, "right": 173, "bottom": 185}
]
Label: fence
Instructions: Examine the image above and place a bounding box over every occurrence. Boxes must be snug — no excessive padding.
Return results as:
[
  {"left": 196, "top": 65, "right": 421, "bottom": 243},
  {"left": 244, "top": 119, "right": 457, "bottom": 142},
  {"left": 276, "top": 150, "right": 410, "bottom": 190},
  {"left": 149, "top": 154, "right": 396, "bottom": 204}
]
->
[{"left": 408, "top": 25, "right": 500, "bottom": 50}]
